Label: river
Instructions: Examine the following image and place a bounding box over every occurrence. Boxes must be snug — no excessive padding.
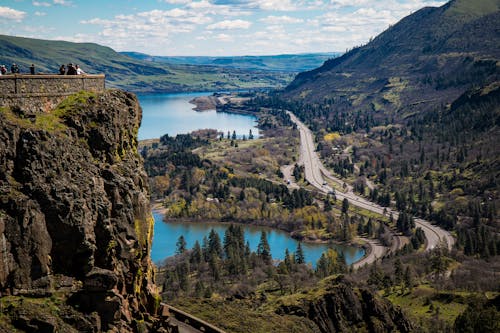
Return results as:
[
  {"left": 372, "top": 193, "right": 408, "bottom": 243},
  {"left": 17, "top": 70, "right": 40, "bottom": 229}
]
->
[
  {"left": 139, "top": 92, "right": 365, "bottom": 268},
  {"left": 137, "top": 92, "right": 260, "bottom": 140}
]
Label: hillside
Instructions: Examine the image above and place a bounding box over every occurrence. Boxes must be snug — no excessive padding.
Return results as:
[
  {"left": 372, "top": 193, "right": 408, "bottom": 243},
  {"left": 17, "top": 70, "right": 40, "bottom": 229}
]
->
[
  {"left": 0, "top": 34, "right": 293, "bottom": 93},
  {"left": 264, "top": 0, "right": 500, "bottom": 247},
  {"left": 121, "top": 52, "right": 339, "bottom": 73},
  {"left": 285, "top": 0, "right": 500, "bottom": 117}
]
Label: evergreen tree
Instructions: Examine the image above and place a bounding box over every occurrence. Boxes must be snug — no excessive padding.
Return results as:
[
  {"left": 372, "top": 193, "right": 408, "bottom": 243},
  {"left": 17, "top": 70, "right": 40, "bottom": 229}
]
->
[
  {"left": 404, "top": 266, "right": 413, "bottom": 292},
  {"left": 257, "top": 231, "right": 272, "bottom": 264},
  {"left": 324, "top": 197, "right": 332, "bottom": 211},
  {"left": 394, "top": 258, "right": 403, "bottom": 285},
  {"left": 366, "top": 218, "right": 374, "bottom": 237},
  {"left": 295, "top": 243, "right": 305, "bottom": 264},
  {"left": 190, "top": 240, "right": 202, "bottom": 265},
  {"left": 284, "top": 249, "right": 292, "bottom": 272},
  {"left": 342, "top": 198, "right": 349, "bottom": 214},
  {"left": 208, "top": 229, "right": 223, "bottom": 259},
  {"left": 176, "top": 235, "right": 187, "bottom": 255}
]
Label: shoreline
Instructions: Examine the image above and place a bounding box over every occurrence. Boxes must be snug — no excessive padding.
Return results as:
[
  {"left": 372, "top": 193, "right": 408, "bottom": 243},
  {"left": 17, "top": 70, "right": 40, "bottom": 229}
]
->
[{"left": 150, "top": 203, "right": 371, "bottom": 267}]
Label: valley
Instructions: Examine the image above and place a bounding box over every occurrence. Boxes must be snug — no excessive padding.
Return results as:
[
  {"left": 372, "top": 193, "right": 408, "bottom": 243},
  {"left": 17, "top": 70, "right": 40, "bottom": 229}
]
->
[{"left": 0, "top": 0, "right": 499, "bottom": 332}]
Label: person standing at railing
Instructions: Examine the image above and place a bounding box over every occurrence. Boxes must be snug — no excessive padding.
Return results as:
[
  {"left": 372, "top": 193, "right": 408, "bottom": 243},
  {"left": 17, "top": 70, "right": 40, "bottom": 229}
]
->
[
  {"left": 30, "top": 64, "right": 35, "bottom": 75},
  {"left": 59, "top": 64, "right": 66, "bottom": 75},
  {"left": 76, "top": 64, "right": 85, "bottom": 75},
  {"left": 66, "top": 63, "right": 77, "bottom": 75},
  {"left": 10, "top": 63, "right": 19, "bottom": 74}
]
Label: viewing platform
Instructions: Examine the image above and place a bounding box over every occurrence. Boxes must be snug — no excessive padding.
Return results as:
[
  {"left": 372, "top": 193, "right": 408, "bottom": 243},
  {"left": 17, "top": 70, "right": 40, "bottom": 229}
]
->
[{"left": 0, "top": 74, "right": 105, "bottom": 112}]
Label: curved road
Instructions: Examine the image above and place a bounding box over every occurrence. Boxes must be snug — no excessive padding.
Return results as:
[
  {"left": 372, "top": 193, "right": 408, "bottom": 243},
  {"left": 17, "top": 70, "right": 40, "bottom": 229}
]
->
[{"left": 287, "top": 111, "right": 454, "bottom": 264}]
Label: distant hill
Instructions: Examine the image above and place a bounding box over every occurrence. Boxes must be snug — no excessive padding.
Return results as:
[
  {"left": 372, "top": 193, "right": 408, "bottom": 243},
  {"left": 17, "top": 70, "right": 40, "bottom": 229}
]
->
[
  {"left": 0, "top": 35, "right": 294, "bottom": 93},
  {"left": 285, "top": 0, "right": 500, "bottom": 117},
  {"left": 120, "top": 52, "right": 340, "bottom": 73}
]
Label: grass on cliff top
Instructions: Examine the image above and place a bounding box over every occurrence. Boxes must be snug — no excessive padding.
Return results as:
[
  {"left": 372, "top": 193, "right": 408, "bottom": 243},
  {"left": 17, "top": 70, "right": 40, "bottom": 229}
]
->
[
  {"left": 0, "top": 295, "right": 78, "bottom": 333},
  {"left": 383, "top": 284, "right": 470, "bottom": 327},
  {"left": 173, "top": 297, "right": 318, "bottom": 333},
  {"left": 171, "top": 275, "right": 346, "bottom": 333},
  {"left": 1, "top": 91, "right": 98, "bottom": 133},
  {"left": 0, "top": 106, "right": 66, "bottom": 133},
  {"left": 53, "top": 91, "right": 97, "bottom": 118}
]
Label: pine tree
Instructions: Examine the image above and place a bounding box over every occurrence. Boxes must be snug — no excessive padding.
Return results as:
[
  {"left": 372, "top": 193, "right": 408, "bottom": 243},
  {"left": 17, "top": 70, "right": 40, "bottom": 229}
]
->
[
  {"left": 295, "top": 242, "right": 305, "bottom": 264},
  {"left": 257, "top": 231, "right": 272, "bottom": 264},
  {"left": 176, "top": 235, "right": 187, "bottom": 254},
  {"left": 404, "top": 266, "right": 413, "bottom": 292},
  {"left": 190, "top": 240, "right": 202, "bottom": 265},
  {"left": 394, "top": 258, "right": 403, "bottom": 286},
  {"left": 342, "top": 198, "right": 349, "bottom": 214},
  {"left": 208, "top": 229, "right": 223, "bottom": 259}
]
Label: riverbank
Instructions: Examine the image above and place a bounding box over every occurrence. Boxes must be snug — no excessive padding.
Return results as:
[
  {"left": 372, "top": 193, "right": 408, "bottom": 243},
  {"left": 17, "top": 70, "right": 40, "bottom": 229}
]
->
[
  {"left": 150, "top": 202, "right": 368, "bottom": 267},
  {"left": 189, "top": 93, "right": 252, "bottom": 113}
]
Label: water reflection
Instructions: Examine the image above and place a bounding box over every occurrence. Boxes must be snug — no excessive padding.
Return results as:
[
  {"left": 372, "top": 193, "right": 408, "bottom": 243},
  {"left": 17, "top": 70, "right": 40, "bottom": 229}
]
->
[{"left": 151, "top": 212, "right": 365, "bottom": 268}]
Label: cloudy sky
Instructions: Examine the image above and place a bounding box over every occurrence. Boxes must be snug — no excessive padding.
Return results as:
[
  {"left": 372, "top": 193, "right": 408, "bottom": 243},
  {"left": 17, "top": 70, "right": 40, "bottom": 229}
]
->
[{"left": 1, "top": 0, "right": 446, "bottom": 56}]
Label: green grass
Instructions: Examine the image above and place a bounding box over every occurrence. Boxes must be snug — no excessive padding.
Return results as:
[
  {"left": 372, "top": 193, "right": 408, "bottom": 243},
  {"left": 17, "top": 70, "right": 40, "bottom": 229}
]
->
[
  {"left": 384, "top": 284, "right": 469, "bottom": 326},
  {"left": 173, "top": 297, "right": 316, "bottom": 333}
]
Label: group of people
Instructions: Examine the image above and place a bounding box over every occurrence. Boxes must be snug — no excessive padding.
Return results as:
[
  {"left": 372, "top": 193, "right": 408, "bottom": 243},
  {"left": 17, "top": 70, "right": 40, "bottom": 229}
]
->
[
  {"left": 0, "top": 63, "right": 86, "bottom": 75},
  {"left": 59, "top": 63, "right": 85, "bottom": 75},
  {"left": 0, "top": 63, "right": 23, "bottom": 75}
]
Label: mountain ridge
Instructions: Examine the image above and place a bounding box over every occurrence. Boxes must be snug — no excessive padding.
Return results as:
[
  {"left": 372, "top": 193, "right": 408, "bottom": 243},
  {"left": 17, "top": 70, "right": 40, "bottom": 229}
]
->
[
  {"left": 0, "top": 34, "right": 293, "bottom": 93},
  {"left": 285, "top": 0, "right": 500, "bottom": 113},
  {"left": 120, "top": 52, "right": 340, "bottom": 73}
]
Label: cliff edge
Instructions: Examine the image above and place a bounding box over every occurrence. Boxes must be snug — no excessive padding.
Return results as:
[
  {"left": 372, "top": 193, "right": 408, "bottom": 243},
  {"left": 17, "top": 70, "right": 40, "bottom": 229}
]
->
[{"left": 0, "top": 90, "right": 160, "bottom": 332}]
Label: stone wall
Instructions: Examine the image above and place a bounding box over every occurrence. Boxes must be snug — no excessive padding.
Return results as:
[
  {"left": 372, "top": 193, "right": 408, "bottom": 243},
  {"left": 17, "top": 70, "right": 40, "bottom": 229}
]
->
[{"left": 0, "top": 74, "right": 105, "bottom": 112}]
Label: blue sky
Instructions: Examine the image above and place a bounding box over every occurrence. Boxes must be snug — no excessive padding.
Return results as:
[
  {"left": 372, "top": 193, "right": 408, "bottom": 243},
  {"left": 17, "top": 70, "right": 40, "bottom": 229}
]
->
[{"left": 1, "top": 0, "right": 446, "bottom": 56}]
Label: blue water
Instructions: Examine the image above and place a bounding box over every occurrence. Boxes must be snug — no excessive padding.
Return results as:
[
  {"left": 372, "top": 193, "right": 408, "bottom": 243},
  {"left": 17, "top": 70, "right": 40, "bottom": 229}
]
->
[
  {"left": 151, "top": 212, "right": 365, "bottom": 268},
  {"left": 137, "top": 92, "right": 260, "bottom": 140},
  {"left": 140, "top": 92, "right": 365, "bottom": 268}
]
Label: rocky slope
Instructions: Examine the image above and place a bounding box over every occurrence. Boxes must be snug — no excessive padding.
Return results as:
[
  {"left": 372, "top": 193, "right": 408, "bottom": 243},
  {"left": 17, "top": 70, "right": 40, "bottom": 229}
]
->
[
  {"left": 276, "top": 277, "right": 412, "bottom": 333},
  {"left": 0, "top": 90, "right": 161, "bottom": 332}
]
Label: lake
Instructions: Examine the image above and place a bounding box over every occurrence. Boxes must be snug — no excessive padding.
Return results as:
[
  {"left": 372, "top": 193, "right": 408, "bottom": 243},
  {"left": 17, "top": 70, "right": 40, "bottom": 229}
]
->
[
  {"left": 137, "top": 92, "right": 260, "bottom": 140},
  {"left": 139, "top": 92, "right": 365, "bottom": 268},
  {"left": 150, "top": 212, "right": 365, "bottom": 268}
]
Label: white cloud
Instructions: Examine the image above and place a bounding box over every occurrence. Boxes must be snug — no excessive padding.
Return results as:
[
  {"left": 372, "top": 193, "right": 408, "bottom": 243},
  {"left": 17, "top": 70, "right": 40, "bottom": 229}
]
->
[
  {"left": 210, "top": 0, "right": 297, "bottom": 11},
  {"left": 32, "top": 1, "right": 51, "bottom": 7},
  {"left": 260, "top": 15, "right": 304, "bottom": 25},
  {"left": 34, "top": 11, "right": 47, "bottom": 16},
  {"left": 215, "top": 33, "right": 233, "bottom": 42},
  {"left": 25, "top": 0, "right": 450, "bottom": 56},
  {"left": 163, "top": 0, "right": 191, "bottom": 4},
  {"left": 0, "top": 6, "right": 26, "bottom": 21},
  {"left": 53, "top": 0, "right": 72, "bottom": 6},
  {"left": 207, "top": 19, "right": 252, "bottom": 29}
]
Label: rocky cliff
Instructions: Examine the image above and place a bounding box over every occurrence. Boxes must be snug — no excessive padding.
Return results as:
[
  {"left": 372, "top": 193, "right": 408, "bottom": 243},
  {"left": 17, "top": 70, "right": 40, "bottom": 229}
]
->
[
  {"left": 277, "top": 278, "right": 413, "bottom": 333},
  {"left": 0, "top": 90, "right": 160, "bottom": 332}
]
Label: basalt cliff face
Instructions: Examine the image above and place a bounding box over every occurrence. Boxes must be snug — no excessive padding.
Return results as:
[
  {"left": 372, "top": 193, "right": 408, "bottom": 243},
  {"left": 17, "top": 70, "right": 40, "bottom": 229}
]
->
[
  {"left": 277, "top": 279, "right": 413, "bottom": 333},
  {"left": 0, "top": 90, "right": 160, "bottom": 332}
]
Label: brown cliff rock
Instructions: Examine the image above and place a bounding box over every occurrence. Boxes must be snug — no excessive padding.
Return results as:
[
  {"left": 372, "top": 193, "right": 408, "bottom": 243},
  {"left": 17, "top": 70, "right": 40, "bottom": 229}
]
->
[
  {"left": 277, "top": 277, "right": 413, "bottom": 333},
  {"left": 0, "top": 90, "right": 159, "bottom": 332}
]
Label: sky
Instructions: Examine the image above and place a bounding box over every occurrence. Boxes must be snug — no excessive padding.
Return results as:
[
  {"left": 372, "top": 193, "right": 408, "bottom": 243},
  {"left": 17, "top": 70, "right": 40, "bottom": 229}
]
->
[{"left": 0, "top": 0, "right": 447, "bottom": 56}]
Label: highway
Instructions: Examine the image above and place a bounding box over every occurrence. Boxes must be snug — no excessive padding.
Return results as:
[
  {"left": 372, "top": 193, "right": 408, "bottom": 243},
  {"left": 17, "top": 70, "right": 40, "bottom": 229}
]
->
[{"left": 287, "top": 111, "right": 454, "bottom": 264}]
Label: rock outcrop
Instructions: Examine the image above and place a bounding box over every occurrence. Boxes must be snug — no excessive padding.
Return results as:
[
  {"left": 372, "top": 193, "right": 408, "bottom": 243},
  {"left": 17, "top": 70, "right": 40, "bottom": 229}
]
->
[
  {"left": 277, "top": 277, "right": 413, "bottom": 333},
  {"left": 0, "top": 90, "right": 159, "bottom": 332}
]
